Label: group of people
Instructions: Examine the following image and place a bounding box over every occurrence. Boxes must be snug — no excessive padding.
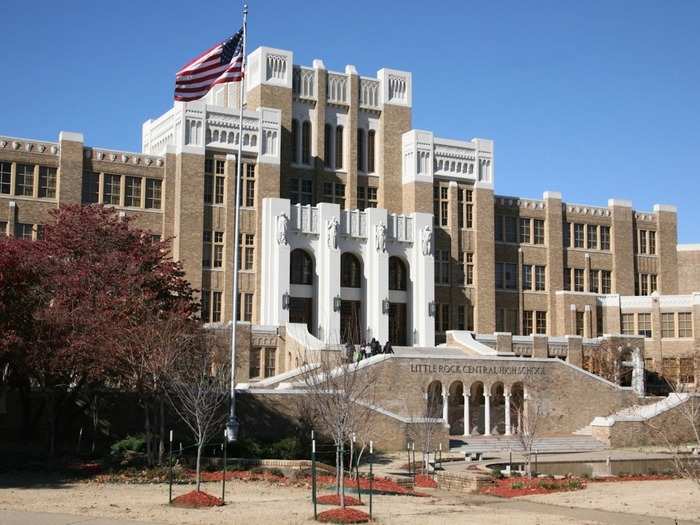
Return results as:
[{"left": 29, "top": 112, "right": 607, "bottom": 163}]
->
[{"left": 344, "top": 338, "right": 394, "bottom": 363}]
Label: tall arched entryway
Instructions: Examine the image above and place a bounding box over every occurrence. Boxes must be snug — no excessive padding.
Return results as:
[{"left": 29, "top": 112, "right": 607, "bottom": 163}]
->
[
  {"left": 426, "top": 380, "right": 443, "bottom": 418},
  {"left": 490, "top": 382, "right": 506, "bottom": 435},
  {"left": 448, "top": 381, "right": 464, "bottom": 435},
  {"left": 340, "top": 252, "right": 363, "bottom": 344},
  {"left": 388, "top": 256, "right": 408, "bottom": 346},
  {"left": 510, "top": 382, "right": 525, "bottom": 435},
  {"left": 289, "top": 249, "right": 314, "bottom": 334},
  {"left": 469, "top": 382, "right": 485, "bottom": 435}
]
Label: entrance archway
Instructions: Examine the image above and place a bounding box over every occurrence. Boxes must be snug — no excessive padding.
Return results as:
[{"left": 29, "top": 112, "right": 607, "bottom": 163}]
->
[
  {"left": 469, "top": 382, "right": 485, "bottom": 435},
  {"left": 510, "top": 382, "right": 525, "bottom": 434},
  {"left": 289, "top": 249, "right": 314, "bottom": 334},
  {"left": 426, "top": 380, "right": 443, "bottom": 418},
  {"left": 490, "top": 382, "right": 505, "bottom": 435},
  {"left": 448, "top": 381, "right": 464, "bottom": 435},
  {"left": 388, "top": 257, "right": 408, "bottom": 346}
]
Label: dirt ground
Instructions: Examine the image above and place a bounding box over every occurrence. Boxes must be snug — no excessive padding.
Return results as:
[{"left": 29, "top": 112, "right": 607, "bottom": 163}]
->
[{"left": 0, "top": 476, "right": 699, "bottom": 524}]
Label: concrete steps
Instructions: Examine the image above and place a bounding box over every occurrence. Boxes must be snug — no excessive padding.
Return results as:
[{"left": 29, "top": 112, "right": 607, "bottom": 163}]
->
[
  {"left": 451, "top": 435, "right": 607, "bottom": 454},
  {"left": 572, "top": 425, "right": 593, "bottom": 436}
]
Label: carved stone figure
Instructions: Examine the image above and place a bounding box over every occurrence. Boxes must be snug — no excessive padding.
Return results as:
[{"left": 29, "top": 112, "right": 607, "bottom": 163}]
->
[
  {"left": 375, "top": 223, "right": 386, "bottom": 253},
  {"left": 326, "top": 217, "right": 339, "bottom": 250},
  {"left": 277, "top": 213, "right": 289, "bottom": 246},
  {"left": 421, "top": 225, "right": 433, "bottom": 256}
]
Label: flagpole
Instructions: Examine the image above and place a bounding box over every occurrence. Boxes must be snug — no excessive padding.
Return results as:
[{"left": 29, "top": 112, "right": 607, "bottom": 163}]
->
[{"left": 227, "top": 2, "right": 248, "bottom": 443}]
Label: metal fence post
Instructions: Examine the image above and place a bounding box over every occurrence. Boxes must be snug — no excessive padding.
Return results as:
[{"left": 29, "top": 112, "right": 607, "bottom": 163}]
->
[
  {"left": 168, "top": 430, "right": 173, "bottom": 504},
  {"left": 312, "top": 439, "right": 317, "bottom": 520},
  {"left": 369, "top": 441, "right": 373, "bottom": 521}
]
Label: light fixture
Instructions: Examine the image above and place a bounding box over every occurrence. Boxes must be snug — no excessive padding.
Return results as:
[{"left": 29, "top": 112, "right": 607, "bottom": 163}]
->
[
  {"left": 282, "top": 292, "right": 290, "bottom": 310},
  {"left": 382, "top": 298, "right": 390, "bottom": 314},
  {"left": 333, "top": 295, "right": 342, "bottom": 312},
  {"left": 428, "top": 301, "right": 437, "bottom": 317}
]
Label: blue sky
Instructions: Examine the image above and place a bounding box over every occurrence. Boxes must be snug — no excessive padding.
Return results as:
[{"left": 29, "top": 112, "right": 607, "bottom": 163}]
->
[{"left": 1, "top": 1, "right": 698, "bottom": 241}]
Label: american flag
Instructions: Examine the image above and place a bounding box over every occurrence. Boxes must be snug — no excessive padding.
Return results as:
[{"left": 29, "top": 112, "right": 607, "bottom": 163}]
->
[{"left": 174, "top": 29, "right": 244, "bottom": 102}]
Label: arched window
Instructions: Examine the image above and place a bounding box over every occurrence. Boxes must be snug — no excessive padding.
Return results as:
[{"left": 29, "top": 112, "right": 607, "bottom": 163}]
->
[
  {"left": 335, "top": 125, "right": 344, "bottom": 169},
  {"left": 389, "top": 256, "right": 407, "bottom": 291},
  {"left": 290, "top": 249, "right": 314, "bottom": 285},
  {"left": 291, "top": 119, "right": 299, "bottom": 163},
  {"left": 357, "top": 128, "right": 365, "bottom": 171},
  {"left": 324, "top": 124, "right": 332, "bottom": 168},
  {"left": 341, "top": 253, "right": 361, "bottom": 288},
  {"left": 301, "top": 121, "right": 311, "bottom": 165},
  {"left": 367, "top": 130, "right": 375, "bottom": 173}
]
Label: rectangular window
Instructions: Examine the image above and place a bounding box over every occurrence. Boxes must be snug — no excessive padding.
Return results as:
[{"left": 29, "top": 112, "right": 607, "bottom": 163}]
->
[
  {"left": 589, "top": 269, "right": 599, "bottom": 293},
  {"left": 103, "top": 174, "right": 121, "bottom": 205},
  {"left": 519, "top": 218, "right": 531, "bottom": 244},
  {"left": 0, "top": 162, "right": 10, "bottom": 194},
  {"left": 204, "top": 175, "right": 214, "bottom": 204},
  {"left": 522, "top": 265, "right": 532, "bottom": 290},
  {"left": 649, "top": 230, "right": 656, "bottom": 255},
  {"left": 621, "top": 313, "right": 635, "bottom": 335},
  {"left": 587, "top": 224, "right": 598, "bottom": 249},
  {"left": 203, "top": 232, "right": 224, "bottom": 269},
  {"left": 289, "top": 177, "right": 313, "bottom": 205},
  {"left": 574, "top": 268, "right": 584, "bottom": 292},
  {"left": 601, "top": 270, "right": 612, "bottom": 294},
  {"left": 335, "top": 183, "right": 345, "bottom": 210},
  {"left": 661, "top": 313, "right": 675, "bottom": 338},
  {"left": 573, "top": 223, "right": 584, "bottom": 248},
  {"left": 145, "top": 179, "right": 162, "bottom": 209},
  {"left": 357, "top": 186, "right": 365, "bottom": 210},
  {"left": 291, "top": 119, "right": 299, "bottom": 163},
  {"left": 15, "top": 223, "right": 33, "bottom": 240},
  {"left": 82, "top": 171, "right": 100, "bottom": 203},
  {"left": 201, "top": 289, "right": 211, "bottom": 323},
  {"left": 534, "top": 219, "right": 545, "bottom": 244},
  {"left": 457, "top": 305, "right": 465, "bottom": 330},
  {"left": 576, "top": 311, "right": 584, "bottom": 336},
  {"left": 0, "top": 221, "right": 6, "bottom": 236},
  {"left": 663, "top": 358, "right": 679, "bottom": 384},
  {"left": 678, "top": 312, "right": 693, "bottom": 337},
  {"left": 38, "top": 167, "right": 57, "bottom": 199},
  {"left": 649, "top": 274, "right": 657, "bottom": 293},
  {"left": 367, "top": 130, "right": 375, "bottom": 173},
  {"left": 249, "top": 348, "right": 261, "bottom": 378},
  {"left": 124, "top": 176, "right": 142, "bottom": 207},
  {"left": 440, "top": 187, "right": 448, "bottom": 227},
  {"left": 264, "top": 348, "right": 276, "bottom": 377},
  {"left": 504, "top": 216, "right": 517, "bottom": 243},
  {"left": 564, "top": 267, "right": 571, "bottom": 291},
  {"left": 465, "top": 253, "right": 473, "bottom": 285},
  {"left": 441, "top": 304, "right": 450, "bottom": 332},
  {"left": 639, "top": 230, "right": 647, "bottom": 254},
  {"left": 244, "top": 163, "right": 255, "bottom": 207},
  {"left": 324, "top": 124, "right": 332, "bottom": 168},
  {"left": 15, "top": 164, "right": 34, "bottom": 197},
  {"left": 564, "top": 222, "right": 571, "bottom": 247},
  {"left": 242, "top": 293, "right": 253, "bottom": 322},
  {"left": 496, "top": 262, "right": 517, "bottom": 290},
  {"left": 211, "top": 291, "right": 222, "bottom": 322},
  {"left": 522, "top": 311, "right": 533, "bottom": 335},
  {"left": 638, "top": 313, "right": 652, "bottom": 338},
  {"left": 367, "top": 187, "right": 377, "bottom": 208},
  {"left": 640, "top": 273, "right": 649, "bottom": 296},
  {"left": 435, "top": 249, "right": 450, "bottom": 285},
  {"left": 536, "top": 311, "right": 547, "bottom": 334},
  {"left": 335, "top": 125, "right": 343, "bottom": 169},
  {"left": 357, "top": 129, "right": 365, "bottom": 172},
  {"left": 202, "top": 231, "right": 213, "bottom": 268},
  {"left": 679, "top": 358, "right": 694, "bottom": 384},
  {"left": 600, "top": 226, "right": 611, "bottom": 250},
  {"left": 239, "top": 234, "right": 254, "bottom": 270},
  {"left": 495, "top": 215, "right": 504, "bottom": 241},
  {"left": 458, "top": 190, "right": 464, "bottom": 229},
  {"left": 534, "top": 265, "right": 545, "bottom": 291}
]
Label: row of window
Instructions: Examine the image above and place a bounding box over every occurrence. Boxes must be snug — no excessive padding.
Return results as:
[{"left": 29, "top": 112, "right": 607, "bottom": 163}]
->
[
  {"left": 82, "top": 172, "right": 162, "bottom": 209},
  {"left": 249, "top": 347, "right": 277, "bottom": 379},
  {"left": 656, "top": 357, "right": 696, "bottom": 384},
  {"left": 204, "top": 159, "right": 255, "bottom": 207},
  {"left": 522, "top": 311, "right": 548, "bottom": 335},
  {"left": 3, "top": 222, "right": 44, "bottom": 240},
  {"left": 286, "top": 177, "right": 378, "bottom": 211},
  {"left": 434, "top": 304, "right": 475, "bottom": 337},
  {"left": 564, "top": 268, "right": 613, "bottom": 294},
  {"left": 637, "top": 229, "right": 657, "bottom": 255},
  {"left": 522, "top": 265, "right": 546, "bottom": 291},
  {"left": 621, "top": 311, "right": 693, "bottom": 338},
  {"left": 635, "top": 273, "right": 658, "bottom": 296},
  {"left": 200, "top": 290, "right": 254, "bottom": 323},
  {"left": 495, "top": 216, "right": 545, "bottom": 245},
  {"left": 565, "top": 223, "right": 611, "bottom": 251},
  {"left": 290, "top": 120, "right": 376, "bottom": 173},
  {"left": 202, "top": 232, "right": 254, "bottom": 270},
  {"left": 0, "top": 162, "right": 56, "bottom": 199}
]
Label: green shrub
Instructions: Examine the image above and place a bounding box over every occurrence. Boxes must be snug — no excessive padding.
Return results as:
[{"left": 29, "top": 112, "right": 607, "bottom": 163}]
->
[
  {"left": 511, "top": 481, "right": 524, "bottom": 489},
  {"left": 538, "top": 480, "right": 558, "bottom": 490},
  {"left": 109, "top": 435, "right": 146, "bottom": 466},
  {"left": 488, "top": 467, "right": 503, "bottom": 479},
  {"left": 265, "top": 437, "right": 302, "bottom": 460},
  {"left": 567, "top": 479, "right": 583, "bottom": 490}
]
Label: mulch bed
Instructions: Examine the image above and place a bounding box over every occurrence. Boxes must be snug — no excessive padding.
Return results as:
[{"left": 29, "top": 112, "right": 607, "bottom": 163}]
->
[
  {"left": 318, "top": 507, "right": 371, "bottom": 523},
  {"left": 480, "top": 477, "right": 586, "bottom": 498},
  {"left": 592, "top": 474, "right": 676, "bottom": 482},
  {"left": 170, "top": 490, "right": 224, "bottom": 508},
  {"left": 317, "top": 494, "right": 364, "bottom": 506},
  {"left": 414, "top": 474, "right": 438, "bottom": 489}
]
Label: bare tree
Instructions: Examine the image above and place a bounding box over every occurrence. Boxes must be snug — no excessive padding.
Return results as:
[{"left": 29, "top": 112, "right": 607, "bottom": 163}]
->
[
  {"left": 406, "top": 390, "right": 444, "bottom": 474},
  {"left": 299, "top": 346, "right": 377, "bottom": 508},
  {"left": 166, "top": 330, "right": 230, "bottom": 492},
  {"left": 512, "top": 396, "right": 543, "bottom": 477}
]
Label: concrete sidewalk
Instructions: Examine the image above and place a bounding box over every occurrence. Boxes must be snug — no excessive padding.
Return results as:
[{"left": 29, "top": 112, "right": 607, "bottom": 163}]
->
[{"left": 0, "top": 509, "right": 163, "bottom": 525}]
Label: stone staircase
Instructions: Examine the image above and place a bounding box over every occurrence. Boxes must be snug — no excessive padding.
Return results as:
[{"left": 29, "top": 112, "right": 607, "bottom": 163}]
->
[{"left": 451, "top": 434, "right": 608, "bottom": 454}]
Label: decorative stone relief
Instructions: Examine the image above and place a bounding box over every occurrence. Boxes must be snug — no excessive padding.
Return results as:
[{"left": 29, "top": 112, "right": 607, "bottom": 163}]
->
[
  {"left": 375, "top": 223, "right": 387, "bottom": 253},
  {"left": 326, "top": 217, "right": 339, "bottom": 250},
  {"left": 277, "top": 213, "right": 289, "bottom": 246},
  {"left": 421, "top": 225, "right": 433, "bottom": 256}
]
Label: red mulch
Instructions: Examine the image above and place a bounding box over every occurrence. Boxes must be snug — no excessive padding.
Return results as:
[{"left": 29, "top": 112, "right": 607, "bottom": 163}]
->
[
  {"left": 192, "top": 469, "right": 288, "bottom": 483},
  {"left": 316, "top": 475, "right": 428, "bottom": 497},
  {"left": 318, "top": 507, "right": 371, "bottom": 523},
  {"left": 317, "top": 494, "right": 364, "bottom": 506},
  {"left": 170, "top": 490, "right": 224, "bottom": 508},
  {"left": 414, "top": 474, "right": 438, "bottom": 488},
  {"left": 480, "top": 477, "right": 586, "bottom": 498}
]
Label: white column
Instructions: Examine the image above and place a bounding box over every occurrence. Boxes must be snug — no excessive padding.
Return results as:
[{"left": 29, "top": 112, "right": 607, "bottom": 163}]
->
[
  {"left": 504, "top": 391, "right": 512, "bottom": 436},
  {"left": 365, "top": 207, "right": 389, "bottom": 343},
  {"left": 484, "top": 391, "right": 491, "bottom": 436},
  {"left": 260, "top": 198, "right": 291, "bottom": 325},
  {"left": 442, "top": 388, "right": 449, "bottom": 424},
  {"left": 463, "top": 392, "right": 470, "bottom": 436},
  {"left": 317, "top": 203, "right": 341, "bottom": 343}
]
